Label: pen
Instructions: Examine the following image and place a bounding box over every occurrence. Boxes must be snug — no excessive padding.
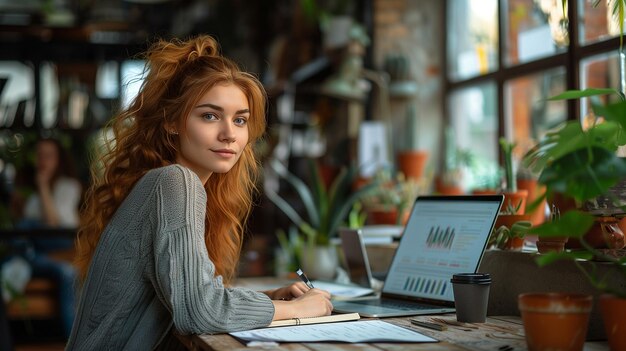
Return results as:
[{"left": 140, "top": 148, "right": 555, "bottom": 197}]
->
[
  {"left": 296, "top": 268, "right": 315, "bottom": 289},
  {"left": 410, "top": 319, "right": 447, "bottom": 331}
]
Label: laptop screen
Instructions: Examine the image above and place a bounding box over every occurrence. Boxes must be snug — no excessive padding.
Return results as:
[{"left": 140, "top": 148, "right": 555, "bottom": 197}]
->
[{"left": 382, "top": 195, "right": 503, "bottom": 303}]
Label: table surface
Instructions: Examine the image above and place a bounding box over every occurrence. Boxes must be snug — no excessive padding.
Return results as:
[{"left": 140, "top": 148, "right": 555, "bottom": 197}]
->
[{"left": 177, "top": 277, "right": 610, "bottom": 351}]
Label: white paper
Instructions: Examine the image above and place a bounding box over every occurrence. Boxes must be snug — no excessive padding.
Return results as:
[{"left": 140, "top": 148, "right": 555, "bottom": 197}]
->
[
  {"left": 312, "top": 281, "right": 374, "bottom": 298},
  {"left": 229, "top": 320, "right": 437, "bottom": 343}
]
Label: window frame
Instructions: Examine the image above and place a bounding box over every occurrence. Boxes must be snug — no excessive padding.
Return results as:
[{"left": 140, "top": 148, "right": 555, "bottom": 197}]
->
[{"left": 442, "top": 0, "right": 622, "bottom": 165}]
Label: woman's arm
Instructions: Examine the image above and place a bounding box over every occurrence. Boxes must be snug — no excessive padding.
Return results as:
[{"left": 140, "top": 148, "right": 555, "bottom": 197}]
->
[{"left": 150, "top": 166, "right": 275, "bottom": 334}]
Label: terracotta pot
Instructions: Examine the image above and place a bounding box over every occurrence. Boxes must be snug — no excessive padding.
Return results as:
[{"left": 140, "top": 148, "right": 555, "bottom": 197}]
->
[
  {"left": 502, "top": 190, "right": 528, "bottom": 214},
  {"left": 517, "top": 179, "right": 547, "bottom": 225},
  {"left": 518, "top": 293, "right": 592, "bottom": 351},
  {"left": 435, "top": 177, "right": 464, "bottom": 195},
  {"left": 367, "top": 208, "right": 409, "bottom": 225},
  {"left": 397, "top": 150, "right": 428, "bottom": 181},
  {"left": 494, "top": 214, "right": 531, "bottom": 251},
  {"left": 536, "top": 236, "right": 569, "bottom": 253},
  {"left": 599, "top": 294, "right": 626, "bottom": 351},
  {"left": 472, "top": 189, "right": 498, "bottom": 195}
]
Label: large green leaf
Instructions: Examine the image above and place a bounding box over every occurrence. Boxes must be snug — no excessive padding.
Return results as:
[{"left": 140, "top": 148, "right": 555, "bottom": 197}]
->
[
  {"left": 270, "top": 159, "right": 320, "bottom": 228},
  {"left": 524, "top": 122, "right": 587, "bottom": 172},
  {"left": 528, "top": 210, "right": 594, "bottom": 238},
  {"left": 592, "top": 100, "right": 626, "bottom": 137},
  {"left": 539, "top": 147, "right": 626, "bottom": 201}
]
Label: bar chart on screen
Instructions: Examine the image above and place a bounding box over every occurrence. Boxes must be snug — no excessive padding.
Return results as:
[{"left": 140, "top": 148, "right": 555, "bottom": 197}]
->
[{"left": 401, "top": 276, "right": 449, "bottom": 296}]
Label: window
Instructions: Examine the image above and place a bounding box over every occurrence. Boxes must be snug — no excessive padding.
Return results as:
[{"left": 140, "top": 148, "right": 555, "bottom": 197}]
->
[
  {"left": 447, "top": 0, "right": 499, "bottom": 81},
  {"left": 445, "top": 0, "right": 623, "bottom": 191}
]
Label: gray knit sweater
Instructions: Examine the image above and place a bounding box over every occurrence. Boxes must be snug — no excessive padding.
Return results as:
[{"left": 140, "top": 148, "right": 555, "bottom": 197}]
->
[{"left": 66, "top": 165, "right": 274, "bottom": 350}]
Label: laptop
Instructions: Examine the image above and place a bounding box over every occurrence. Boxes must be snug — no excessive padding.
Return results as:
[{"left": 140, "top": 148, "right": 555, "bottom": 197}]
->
[
  {"left": 339, "top": 228, "right": 375, "bottom": 288},
  {"left": 332, "top": 195, "right": 504, "bottom": 317}
]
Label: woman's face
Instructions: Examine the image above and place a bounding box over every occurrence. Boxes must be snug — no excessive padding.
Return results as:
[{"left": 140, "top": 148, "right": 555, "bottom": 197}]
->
[
  {"left": 175, "top": 83, "right": 250, "bottom": 183},
  {"left": 36, "top": 140, "right": 60, "bottom": 176}
]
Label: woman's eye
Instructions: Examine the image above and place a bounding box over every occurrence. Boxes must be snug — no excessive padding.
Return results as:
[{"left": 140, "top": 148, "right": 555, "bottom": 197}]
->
[
  {"left": 234, "top": 117, "right": 248, "bottom": 126},
  {"left": 202, "top": 113, "right": 218, "bottom": 121}
]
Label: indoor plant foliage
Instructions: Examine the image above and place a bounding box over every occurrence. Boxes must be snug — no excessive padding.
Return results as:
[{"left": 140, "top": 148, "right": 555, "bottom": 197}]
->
[
  {"left": 361, "top": 168, "right": 428, "bottom": 225},
  {"left": 266, "top": 158, "right": 378, "bottom": 247},
  {"left": 524, "top": 88, "right": 626, "bottom": 350}
]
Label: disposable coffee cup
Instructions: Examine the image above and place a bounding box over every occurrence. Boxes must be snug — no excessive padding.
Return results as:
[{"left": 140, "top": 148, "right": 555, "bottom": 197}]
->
[{"left": 451, "top": 273, "right": 491, "bottom": 323}]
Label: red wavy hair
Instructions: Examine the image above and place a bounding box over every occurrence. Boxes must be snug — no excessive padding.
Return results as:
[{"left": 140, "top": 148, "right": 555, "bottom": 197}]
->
[{"left": 76, "top": 35, "right": 267, "bottom": 284}]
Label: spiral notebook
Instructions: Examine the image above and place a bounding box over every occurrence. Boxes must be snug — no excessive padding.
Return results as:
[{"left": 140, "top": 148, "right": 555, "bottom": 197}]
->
[{"left": 267, "top": 312, "right": 360, "bottom": 328}]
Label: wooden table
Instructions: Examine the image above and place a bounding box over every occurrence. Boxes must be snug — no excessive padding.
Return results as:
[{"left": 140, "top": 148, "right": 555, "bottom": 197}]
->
[
  {"left": 180, "top": 314, "right": 609, "bottom": 351},
  {"left": 177, "top": 277, "right": 609, "bottom": 351}
]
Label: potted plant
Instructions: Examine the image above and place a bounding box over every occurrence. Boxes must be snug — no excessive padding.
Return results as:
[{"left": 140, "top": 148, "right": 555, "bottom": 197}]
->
[
  {"left": 499, "top": 137, "right": 528, "bottom": 215},
  {"left": 488, "top": 218, "right": 532, "bottom": 251},
  {"left": 397, "top": 104, "right": 429, "bottom": 181},
  {"left": 360, "top": 168, "right": 428, "bottom": 225},
  {"left": 266, "top": 158, "right": 378, "bottom": 280},
  {"left": 435, "top": 127, "right": 470, "bottom": 195},
  {"left": 523, "top": 85, "right": 626, "bottom": 351}
]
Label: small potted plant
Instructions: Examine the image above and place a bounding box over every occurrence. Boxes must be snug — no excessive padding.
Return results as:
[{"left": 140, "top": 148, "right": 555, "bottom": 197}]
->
[
  {"left": 360, "top": 168, "right": 427, "bottom": 225},
  {"left": 488, "top": 218, "right": 532, "bottom": 251},
  {"left": 499, "top": 137, "right": 528, "bottom": 214},
  {"left": 266, "top": 158, "right": 378, "bottom": 280}
]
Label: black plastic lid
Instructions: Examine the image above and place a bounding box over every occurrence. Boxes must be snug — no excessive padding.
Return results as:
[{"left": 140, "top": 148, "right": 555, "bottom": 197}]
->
[{"left": 450, "top": 273, "right": 491, "bottom": 285}]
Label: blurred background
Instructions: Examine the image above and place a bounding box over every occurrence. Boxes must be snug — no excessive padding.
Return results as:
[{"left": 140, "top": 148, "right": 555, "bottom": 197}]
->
[{"left": 0, "top": 0, "right": 622, "bottom": 348}]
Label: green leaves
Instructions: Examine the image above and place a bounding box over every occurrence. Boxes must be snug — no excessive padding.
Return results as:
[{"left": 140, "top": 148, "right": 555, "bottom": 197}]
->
[
  {"left": 539, "top": 147, "right": 626, "bottom": 202},
  {"left": 528, "top": 210, "right": 594, "bottom": 238},
  {"left": 267, "top": 159, "right": 378, "bottom": 246}
]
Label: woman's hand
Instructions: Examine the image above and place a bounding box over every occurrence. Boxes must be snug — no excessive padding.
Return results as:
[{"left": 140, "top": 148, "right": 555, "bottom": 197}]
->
[
  {"left": 263, "top": 282, "right": 308, "bottom": 301},
  {"left": 271, "top": 288, "right": 333, "bottom": 321}
]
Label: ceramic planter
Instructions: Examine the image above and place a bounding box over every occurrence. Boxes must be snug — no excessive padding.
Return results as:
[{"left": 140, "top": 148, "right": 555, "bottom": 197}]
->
[
  {"left": 494, "top": 214, "right": 531, "bottom": 251},
  {"left": 536, "top": 236, "right": 569, "bottom": 253},
  {"left": 502, "top": 189, "right": 528, "bottom": 214},
  {"left": 397, "top": 150, "right": 428, "bottom": 181},
  {"left": 599, "top": 294, "right": 626, "bottom": 351},
  {"left": 300, "top": 245, "right": 339, "bottom": 281},
  {"left": 517, "top": 179, "right": 547, "bottom": 225},
  {"left": 518, "top": 293, "right": 592, "bottom": 351}
]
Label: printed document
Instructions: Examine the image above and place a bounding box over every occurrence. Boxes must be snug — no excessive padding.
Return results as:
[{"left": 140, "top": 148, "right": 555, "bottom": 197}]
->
[{"left": 229, "top": 320, "right": 437, "bottom": 343}]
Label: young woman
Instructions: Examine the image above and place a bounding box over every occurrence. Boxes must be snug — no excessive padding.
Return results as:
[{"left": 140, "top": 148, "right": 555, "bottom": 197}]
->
[{"left": 67, "top": 36, "right": 332, "bottom": 350}]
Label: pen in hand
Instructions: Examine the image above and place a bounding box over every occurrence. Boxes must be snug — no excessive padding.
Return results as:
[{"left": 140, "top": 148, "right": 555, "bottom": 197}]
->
[{"left": 296, "top": 268, "right": 315, "bottom": 289}]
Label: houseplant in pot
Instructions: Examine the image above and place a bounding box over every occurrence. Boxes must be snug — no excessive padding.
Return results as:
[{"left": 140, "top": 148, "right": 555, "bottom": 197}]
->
[
  {"left": 360, "top": 168, "right": 427, "bottom": 225},
  {"left": 523, "top": 87, "right": 626, "bottom": 350},
  {"left": 488, "top": 217, "right": 532, "bottom": 251},
  {"left": 499, "top": 137, "right": 528, "bottom": 214},
  {"left": 266, "top": 158, "right": 378, "bottom": 280}
]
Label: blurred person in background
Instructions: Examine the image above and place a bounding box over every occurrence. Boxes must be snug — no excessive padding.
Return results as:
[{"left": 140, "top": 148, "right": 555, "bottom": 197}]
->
[{"left": 10, "top": 137, "right": 81, "bottom": 339}]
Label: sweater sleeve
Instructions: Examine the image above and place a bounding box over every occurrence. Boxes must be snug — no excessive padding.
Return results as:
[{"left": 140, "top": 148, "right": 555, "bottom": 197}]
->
[{"left": 149, "top": 166, "right": 274, "bottom": 335}]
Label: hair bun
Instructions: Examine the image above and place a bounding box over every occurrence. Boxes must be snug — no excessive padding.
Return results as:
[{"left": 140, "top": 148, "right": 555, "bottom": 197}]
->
[{"left": 186, "top": 35, "right": 221, "bottom": 62}]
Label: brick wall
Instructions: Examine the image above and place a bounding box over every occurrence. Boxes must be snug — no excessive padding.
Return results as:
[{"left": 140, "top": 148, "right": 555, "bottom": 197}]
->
[{"left": 373, "top": 0, "right": 444, "bottom": 176}]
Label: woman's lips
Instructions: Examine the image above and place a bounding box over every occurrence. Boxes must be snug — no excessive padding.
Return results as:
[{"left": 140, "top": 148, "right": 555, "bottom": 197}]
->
[{"left": 212, "top": 149, "right": 236, "bottom": 158}]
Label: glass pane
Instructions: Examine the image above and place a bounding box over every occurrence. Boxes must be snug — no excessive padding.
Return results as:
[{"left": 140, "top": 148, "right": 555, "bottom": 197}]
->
[
  {"left": 505, "top": 0, "right": 568, "bottom": 66},
  {"left": 580, "top": 51, "right": 621, "bottom": 121},
  {"left": 448, "top": 82, "right": 499, "bottom": 191},
  {"left": 447, "top": 0, "right": 499, "bottom": 81},
  {"left": 121, "top": 60, "right": 146, "bottom": 110},
  {"left": 579, "top": 0, "right": 625, "bottom": 45},
  {"left": 505, "top": 68, "right": 567, "bottom": 162},
  {"left": 0, "top": 61, "right": 35, "bottom": 128}
]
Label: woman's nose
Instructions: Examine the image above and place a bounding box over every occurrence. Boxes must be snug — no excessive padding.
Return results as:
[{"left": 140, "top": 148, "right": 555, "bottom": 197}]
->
[{"left": 219, "top": 122, "right": 236, "bottom": 143}]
